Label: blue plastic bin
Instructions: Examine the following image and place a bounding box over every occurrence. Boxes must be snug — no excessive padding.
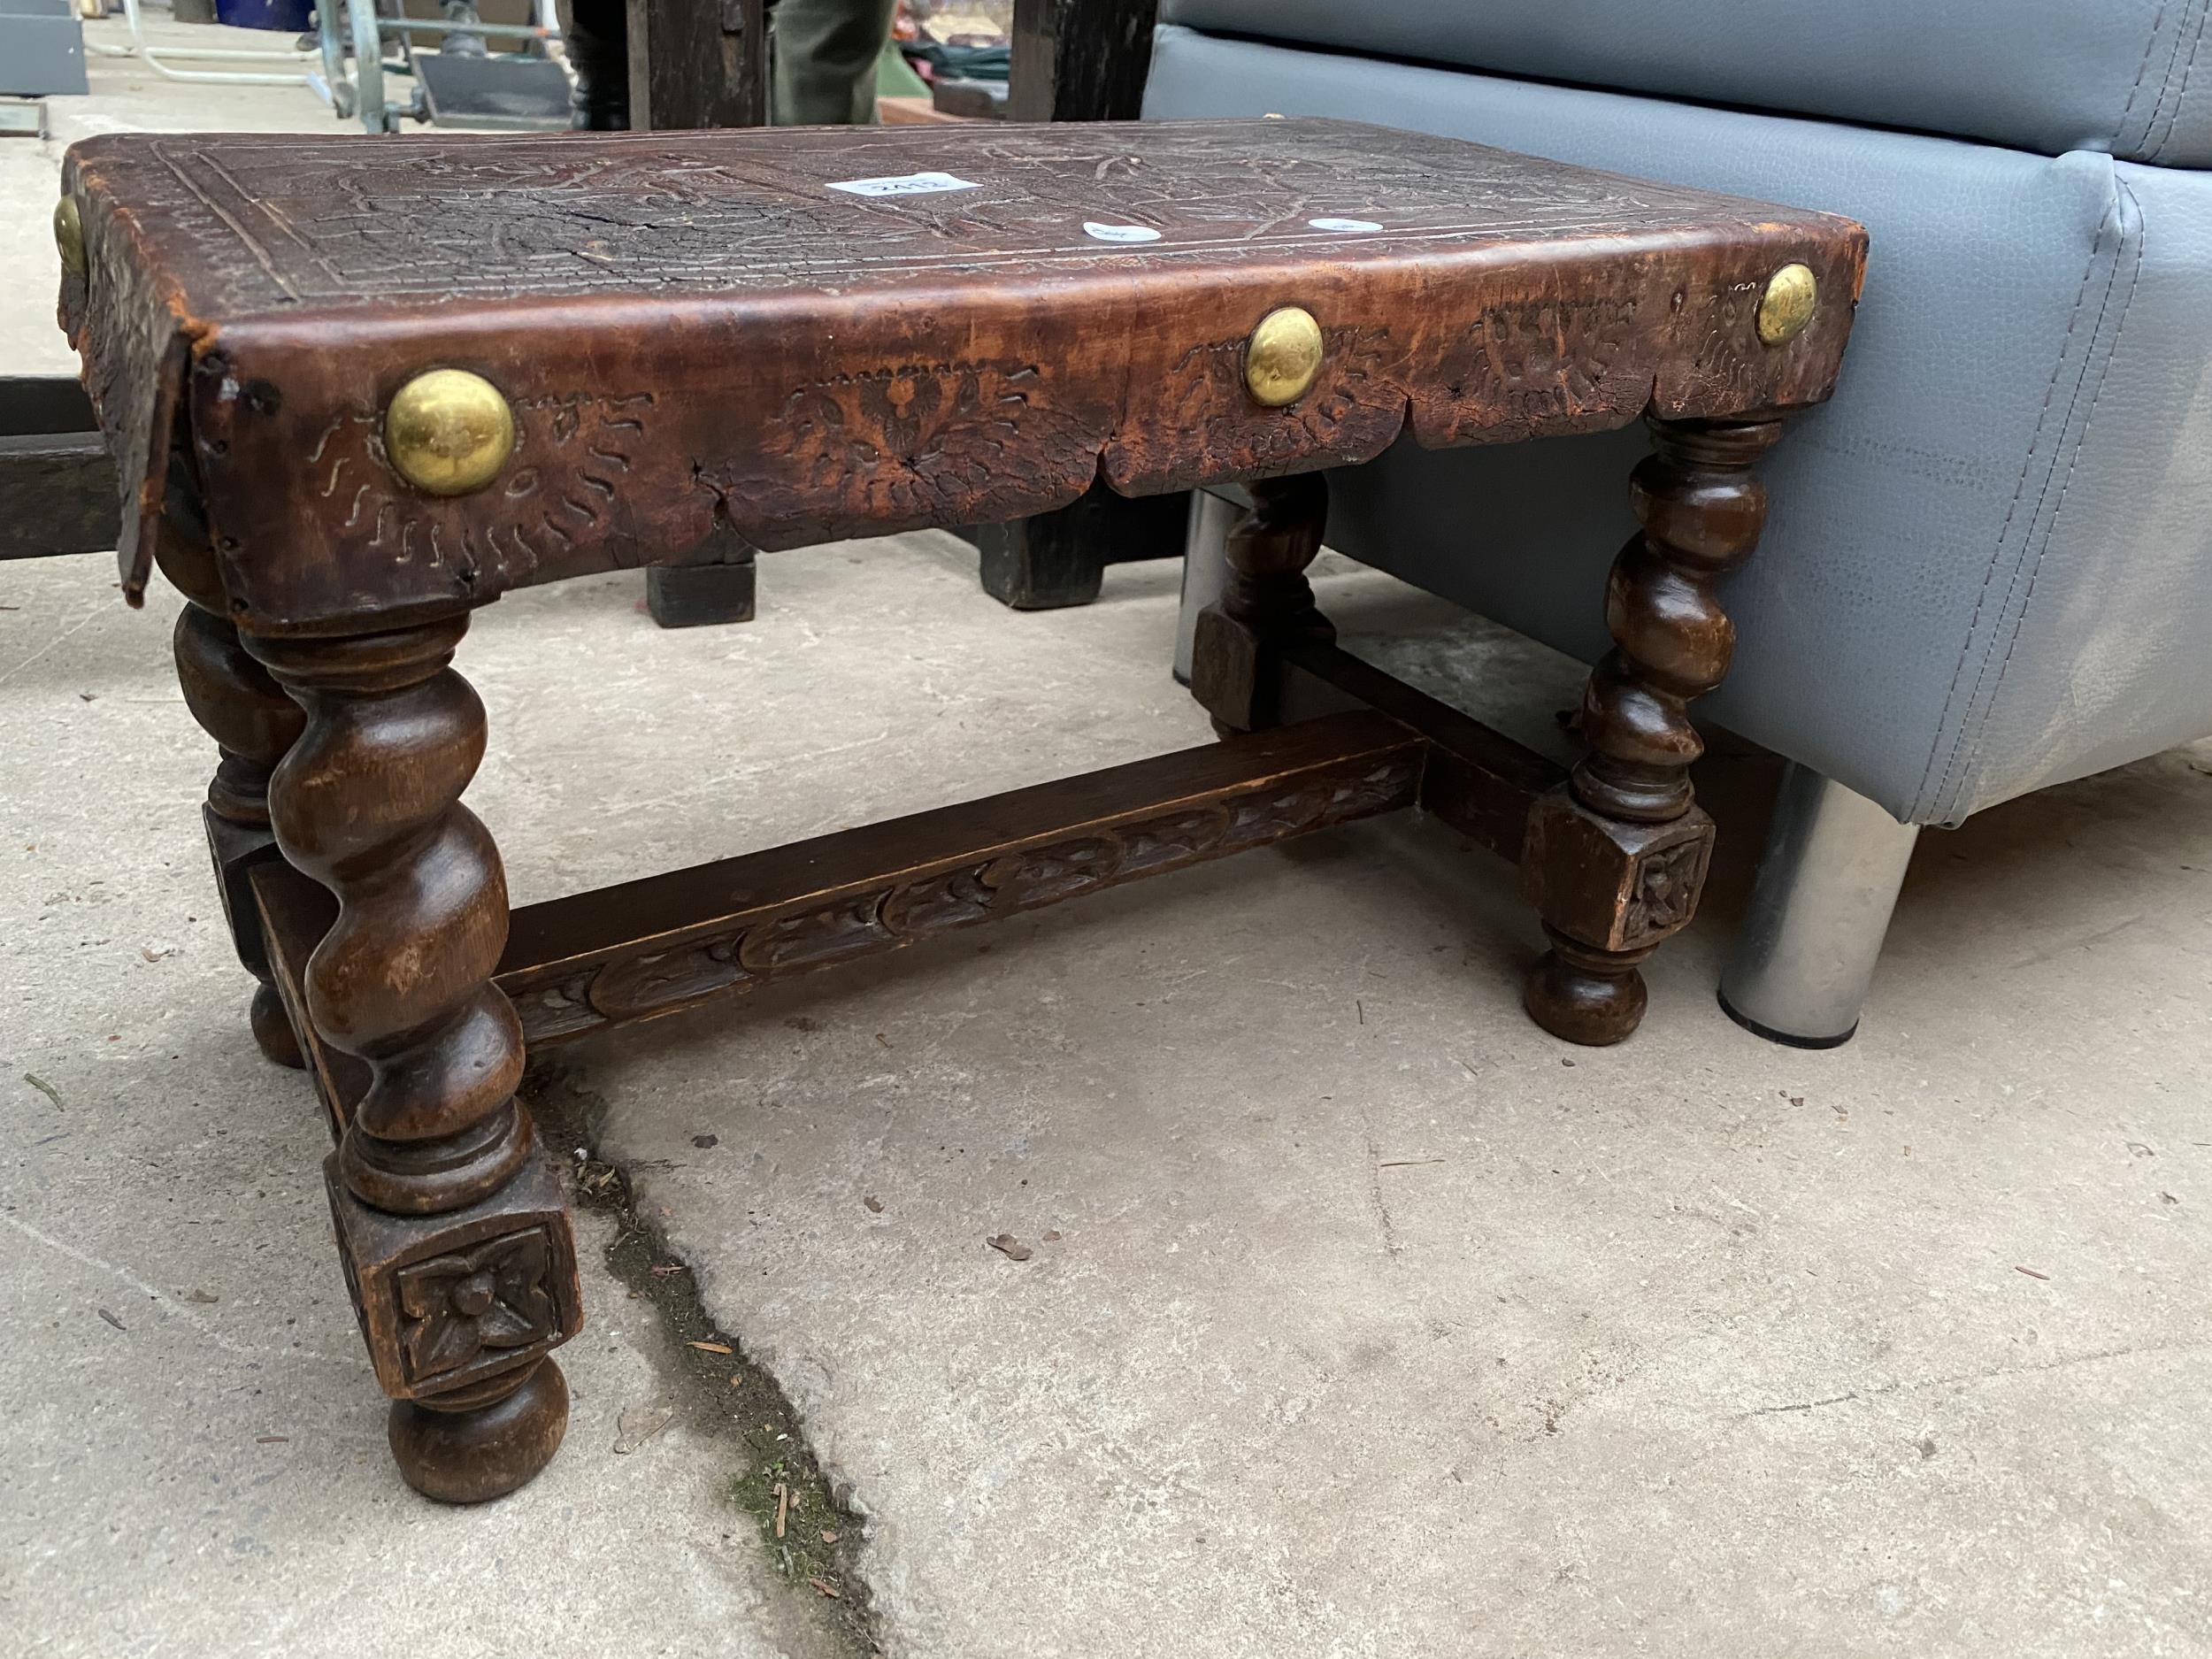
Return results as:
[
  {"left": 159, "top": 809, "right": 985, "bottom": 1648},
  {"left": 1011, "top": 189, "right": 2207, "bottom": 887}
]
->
[{"left": 213, "top": 0, "right": 314, "bottom": 29}]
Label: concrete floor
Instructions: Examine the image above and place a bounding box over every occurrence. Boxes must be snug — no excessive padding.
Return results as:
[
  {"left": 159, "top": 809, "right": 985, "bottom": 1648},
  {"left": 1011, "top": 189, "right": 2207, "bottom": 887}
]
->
[
  {"left": 7, "top": 23, "right": 2212, "bottom": 1659},
  {"left": 7, "top": 534, "right": 2210, "bottom": 1657}
]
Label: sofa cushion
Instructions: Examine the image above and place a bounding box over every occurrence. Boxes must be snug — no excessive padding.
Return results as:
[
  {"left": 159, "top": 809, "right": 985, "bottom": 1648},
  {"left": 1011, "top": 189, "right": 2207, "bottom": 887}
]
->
[
  {"left": 1157, "top": 0, "right": 2212, "bottom": 169},
  {"left": 1146, "top": 26, "right": 2212, "bottom": 824}
]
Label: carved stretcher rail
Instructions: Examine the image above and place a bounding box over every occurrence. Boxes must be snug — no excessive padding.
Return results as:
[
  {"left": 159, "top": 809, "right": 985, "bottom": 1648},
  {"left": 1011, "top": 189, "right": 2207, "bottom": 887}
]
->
[
  {"left": 257, "top": 708, "right": 1438, "bottom": 1123},
  {"left": 500, "top": 710, "right": 1426, "bottom": 1045}
]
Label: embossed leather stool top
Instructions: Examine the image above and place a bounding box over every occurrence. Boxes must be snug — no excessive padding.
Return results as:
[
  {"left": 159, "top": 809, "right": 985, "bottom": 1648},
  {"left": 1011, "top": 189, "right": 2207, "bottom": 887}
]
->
[{"left": 59, "top": 118, "right": 1862, "bottom": 634}]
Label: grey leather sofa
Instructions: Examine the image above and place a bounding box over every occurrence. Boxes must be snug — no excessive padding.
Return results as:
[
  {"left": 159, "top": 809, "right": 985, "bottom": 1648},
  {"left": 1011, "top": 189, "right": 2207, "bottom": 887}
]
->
[{"left": 1151, "top": 1, "right": 2212, "bottom": 1045}]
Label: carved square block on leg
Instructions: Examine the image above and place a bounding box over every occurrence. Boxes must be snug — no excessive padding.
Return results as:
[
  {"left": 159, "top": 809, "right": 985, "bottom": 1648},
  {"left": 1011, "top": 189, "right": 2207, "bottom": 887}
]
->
[
  {"left": 1519, "top": 786, "right": 1716, "bottom": 953},
  {"left": 326, "top": 1131, "right": 583, "bottom": 1403}
]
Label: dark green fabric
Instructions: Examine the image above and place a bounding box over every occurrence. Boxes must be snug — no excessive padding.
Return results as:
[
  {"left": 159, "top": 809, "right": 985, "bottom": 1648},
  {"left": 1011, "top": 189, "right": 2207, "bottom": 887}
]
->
[
  {"left": 900, "top": 41, "right": 1009, "bottom": 82},
  {"left": 771, "top": 0, "right": 901, "bottom": 125}
]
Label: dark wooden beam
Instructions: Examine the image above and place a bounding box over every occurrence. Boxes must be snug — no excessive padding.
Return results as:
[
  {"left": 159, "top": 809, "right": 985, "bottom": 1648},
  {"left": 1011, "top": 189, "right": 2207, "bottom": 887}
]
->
[
  {"left": 626, "top": 0, "right": 768, "bottom": 129},
  {"left": 1009, "top": 0, "right": 1158, "bottom": 122},
  {"left": 983, "top": 2, "right": 1169, "bottom": 603},
  {"left": 572, "top": 0, "right": 771, "bottom": 621},
  {"left": 1, "top": 376, "right": 119, "bottom": 560}
]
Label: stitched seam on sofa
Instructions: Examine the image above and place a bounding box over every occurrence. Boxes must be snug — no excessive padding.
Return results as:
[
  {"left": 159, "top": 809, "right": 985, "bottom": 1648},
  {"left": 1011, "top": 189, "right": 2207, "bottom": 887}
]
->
[
  {"left": 1910, "top": 204, "right": 2115, "bottom": 821},
  {"left": 1929, "top": 196, "right": 2131, "bottom": 818},
  {"left": 2149, "top": 0, "right": 2209, "bottom": 160},
  {"left": 1931, "top": 188, "right": 2139, "bottom": 823},
  {"left": 1948, "top": 183, "right": 2148, "bottom": 818},
  {"left": 1939, "top": 186, "right": 2148, "bottom": 820},
  {"left": 2112, "top": 2, "right": 2171, "bottom": 155},
  {"left": 2140, "top": 0, "right": 2200, "bottom": 161}
]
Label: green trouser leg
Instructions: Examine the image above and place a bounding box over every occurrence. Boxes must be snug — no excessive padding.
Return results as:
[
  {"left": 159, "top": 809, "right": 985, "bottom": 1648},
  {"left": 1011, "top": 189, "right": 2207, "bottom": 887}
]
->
[{"left": 771, "top": 0, "right": 901, "bottom": 125}]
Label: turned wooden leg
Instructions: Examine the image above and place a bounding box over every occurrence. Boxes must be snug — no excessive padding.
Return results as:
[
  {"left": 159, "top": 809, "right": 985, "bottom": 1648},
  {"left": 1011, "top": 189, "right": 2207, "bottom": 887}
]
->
[
  {"left": 246, "top": 616, "right": 582, "bottom": 1503},
  {"left": 1187, "top": 472, "right": 1333, "bottom": 734},
  {"left": 1523, "top": 417, "right": 1786, "bottom": 1045},
  {"left": 158, "top": 529, "right": 308, "bottom": 1067}
]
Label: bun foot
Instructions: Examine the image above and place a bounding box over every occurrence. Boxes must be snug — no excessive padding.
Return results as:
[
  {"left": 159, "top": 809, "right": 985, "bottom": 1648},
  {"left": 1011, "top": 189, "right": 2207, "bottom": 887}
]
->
[
  {"left": 250, "top": 981, "right": 306, "bottom": 1069},
  {"left": 1524, "top": 928, "right": 1651, "bottom": 1047},
  {"left": 388, "top": 1358, "right": 569, "bottom": 1504}
]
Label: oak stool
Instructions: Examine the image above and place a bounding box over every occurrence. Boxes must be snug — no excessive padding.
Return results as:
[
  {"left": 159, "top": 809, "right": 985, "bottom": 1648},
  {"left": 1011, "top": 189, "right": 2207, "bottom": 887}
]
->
[{"left": 56, "top": 119, "right": 1863, "bottom": 1502}]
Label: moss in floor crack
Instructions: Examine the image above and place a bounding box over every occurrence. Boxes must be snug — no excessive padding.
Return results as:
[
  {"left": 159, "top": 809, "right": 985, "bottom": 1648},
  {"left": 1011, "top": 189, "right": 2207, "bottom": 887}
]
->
[{"left": 525, "top": 1062, "right": 878, "bottom": 1656}]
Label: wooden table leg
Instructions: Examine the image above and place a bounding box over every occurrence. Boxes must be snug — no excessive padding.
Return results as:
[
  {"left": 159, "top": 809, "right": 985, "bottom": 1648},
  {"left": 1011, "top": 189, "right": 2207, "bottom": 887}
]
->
[
  {"left": 158, "top": 528, "right": 307, "bottom": 1068},
  {"left": 1522, "top": 417, "right": 1786, "bottom": 1045},
  {"left": 963, "top": 483, "right": 1192, "bottom": 611},
  {"left": 646, "top": 531, "right": 758, "bottom": 628},
  {"left": 1187, "top": 471, "right": 1333, "bottom": 735},
  {"left": 246, "top": 615, "right": 582, "bottom": 1503}
]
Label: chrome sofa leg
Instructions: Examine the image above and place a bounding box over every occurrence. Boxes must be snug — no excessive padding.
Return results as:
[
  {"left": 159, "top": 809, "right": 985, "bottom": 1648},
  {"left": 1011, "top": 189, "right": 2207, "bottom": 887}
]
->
[
  {"left": 1718, "top": 763, "right": 1920, "bottom": 1048},
  {"left": 1173, "top": 487, "right": 1240, "bottom": 685}
]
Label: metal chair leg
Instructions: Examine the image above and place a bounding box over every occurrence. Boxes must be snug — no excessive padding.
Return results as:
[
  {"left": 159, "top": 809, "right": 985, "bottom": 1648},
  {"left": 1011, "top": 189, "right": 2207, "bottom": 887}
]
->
[{"left": 1718, "top": 762, "right": 1920, "bottom": 1048}]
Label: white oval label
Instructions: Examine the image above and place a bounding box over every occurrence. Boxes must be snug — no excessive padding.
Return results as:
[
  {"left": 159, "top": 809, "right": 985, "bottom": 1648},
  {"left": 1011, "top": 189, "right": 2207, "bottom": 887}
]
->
[
  {"left": 1083, "top": 221, "right": 1163, "bottom": 244},
  {"left": 1308, "top": 217, "right": 1383, "bottom": 234}
]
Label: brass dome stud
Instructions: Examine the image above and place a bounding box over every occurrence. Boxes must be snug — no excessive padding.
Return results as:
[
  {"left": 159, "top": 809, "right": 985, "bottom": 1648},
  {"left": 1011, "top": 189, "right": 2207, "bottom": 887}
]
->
[
  {"left": 1244, "top": 305, "right": 1325, "bottom": 407},
  {"left": 1756, "top": 263, "right": 1818, "bottom": 347},
  {"left": 384, "top": 368, "right": 517, "bottom": 497},
  {"left": 54, "top": 196, "right": 86, "bottom": 279}
]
